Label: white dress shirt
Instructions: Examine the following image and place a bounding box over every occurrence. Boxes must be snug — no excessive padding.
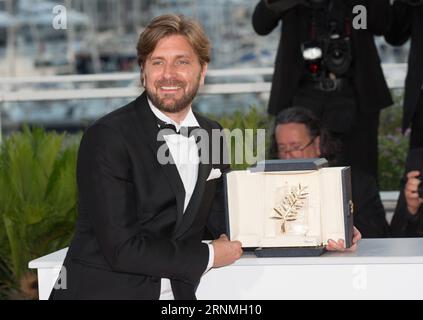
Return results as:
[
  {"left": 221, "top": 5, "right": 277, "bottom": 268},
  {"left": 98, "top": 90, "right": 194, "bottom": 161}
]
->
[{"left": 148, "top": 100, "right": 214, "bottom": 300}]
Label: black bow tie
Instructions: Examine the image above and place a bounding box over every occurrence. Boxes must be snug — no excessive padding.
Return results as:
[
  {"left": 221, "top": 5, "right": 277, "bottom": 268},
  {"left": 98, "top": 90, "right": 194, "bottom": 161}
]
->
[{"left": 156, "top": 118, "right": 199, "bottom": 137}]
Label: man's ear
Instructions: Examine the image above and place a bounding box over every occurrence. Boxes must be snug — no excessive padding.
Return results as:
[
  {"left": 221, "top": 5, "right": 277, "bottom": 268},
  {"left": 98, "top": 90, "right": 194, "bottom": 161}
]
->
[
  {"left": 314, "top": 136, "right": 321, "bottom": 157},
  {"left": 140, "top": 72, "right": 146, "bottom": 87},
  {"left": 200, "top": 63, "right": 208, "bottom": 86},
  {"left": 140, "top": 65, "right": 145, "bottom": 87}
]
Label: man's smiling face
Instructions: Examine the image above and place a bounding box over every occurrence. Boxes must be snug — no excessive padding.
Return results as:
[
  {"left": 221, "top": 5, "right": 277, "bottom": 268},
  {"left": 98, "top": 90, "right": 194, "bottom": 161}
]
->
[{"left": 143, "top": 34, "right": 207, "bottom": 113}]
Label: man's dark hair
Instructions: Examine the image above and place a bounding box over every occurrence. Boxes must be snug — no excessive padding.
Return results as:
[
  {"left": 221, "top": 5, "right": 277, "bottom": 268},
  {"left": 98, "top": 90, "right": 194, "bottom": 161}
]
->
[
  {"left": 270, "top": 107, "right": 341, "bottom": 164},
  {"left": 136, "top": 14, "right": 210, "bottom": 70}
]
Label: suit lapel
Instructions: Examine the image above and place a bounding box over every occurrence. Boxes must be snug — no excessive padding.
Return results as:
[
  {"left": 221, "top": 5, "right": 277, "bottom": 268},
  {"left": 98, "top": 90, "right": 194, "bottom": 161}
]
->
[
  {"left": 134, "top": 93, "right": 186, "bottom": 220},
  {"left": 134, "top": 93, "right": 214, "bottom": 238},
  {"left": 174, "top": 115, "right": 213, "bottom": 238}
]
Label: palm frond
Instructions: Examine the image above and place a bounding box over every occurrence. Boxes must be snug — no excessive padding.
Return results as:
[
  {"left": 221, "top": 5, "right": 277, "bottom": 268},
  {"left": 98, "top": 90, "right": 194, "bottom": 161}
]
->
[
  {"left": 271, "top": 184, "right": 308, "bottom": 233},
  {"left": 0, "top": 127, "right": 81, "bottom": 298}
]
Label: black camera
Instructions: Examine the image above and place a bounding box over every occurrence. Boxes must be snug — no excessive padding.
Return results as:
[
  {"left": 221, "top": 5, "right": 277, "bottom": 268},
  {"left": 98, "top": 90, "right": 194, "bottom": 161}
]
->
[
  {"left": 301, "top": 5, "right": 353, "bottom": 81},
  {"left": 266, "top": 0, "right": 354, "bottom": 87},
  {"left": 324, "top": 33, "right": 352, "bottom": 76},
  {"left": 302, "top": 37, "right": 352, "bottom": 76},
  {"left": 398, "top": 0, "right": 423, "bottom": 6}
]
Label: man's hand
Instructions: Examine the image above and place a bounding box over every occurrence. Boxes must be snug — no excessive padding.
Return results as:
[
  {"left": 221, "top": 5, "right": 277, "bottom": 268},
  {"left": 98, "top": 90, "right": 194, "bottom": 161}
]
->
[
  {"left": 405, "top": 170, "right": 423, "bottom": 215},
  {"left": 326, "top": 226, "right": 361, "bottom": 252},
  {"left": 211, "top": 234, "right": 243, "bottom": 268}
]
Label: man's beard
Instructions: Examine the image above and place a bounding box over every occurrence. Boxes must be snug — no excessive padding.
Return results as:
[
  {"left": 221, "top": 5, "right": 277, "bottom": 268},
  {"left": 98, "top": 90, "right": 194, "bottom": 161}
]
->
[{"left": 145, "top": 74, "right": 201, "bottom": 113}]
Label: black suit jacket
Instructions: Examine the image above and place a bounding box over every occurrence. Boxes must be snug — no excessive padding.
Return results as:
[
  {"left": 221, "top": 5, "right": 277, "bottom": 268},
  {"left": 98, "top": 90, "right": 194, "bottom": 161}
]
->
[
  {"left": 351, "top": 169, "right": 391, "bottom": 238},
  {"left": 50, "top": 92, "right": 230, "bottom": 300},
  {"left": 385, "top": 1, "right": 423, "bottom": 132},
  {"left": 252, "top": 0, "right": 393, "bottom": 115}
]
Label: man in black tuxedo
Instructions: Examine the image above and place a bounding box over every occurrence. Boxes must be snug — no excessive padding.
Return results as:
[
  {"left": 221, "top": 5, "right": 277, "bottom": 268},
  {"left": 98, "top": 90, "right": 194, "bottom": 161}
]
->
[
  {"left": 50, "top": 14, "right": 242, "bottom": 300},
  {"left": 253, "top": 0, "right": 393, "bottom": 181},
  {"left": 385, "top": 0, "right": 423, "bottom": 149}
]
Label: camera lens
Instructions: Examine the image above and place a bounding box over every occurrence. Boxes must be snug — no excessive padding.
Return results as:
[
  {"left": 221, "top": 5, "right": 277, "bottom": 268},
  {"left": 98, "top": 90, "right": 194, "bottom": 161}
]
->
[
  {"left": 330, "top": 48, "right": 344, "bottom": 65},
  {"left": 324, "top": 37, "right": 352, "bottom": 76}
]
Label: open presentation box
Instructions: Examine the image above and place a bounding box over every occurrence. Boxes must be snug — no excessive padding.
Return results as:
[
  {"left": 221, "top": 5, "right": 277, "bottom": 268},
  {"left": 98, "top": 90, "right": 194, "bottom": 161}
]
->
[{"left": 224, "top": 159, "right": 354, "bottom": 257}]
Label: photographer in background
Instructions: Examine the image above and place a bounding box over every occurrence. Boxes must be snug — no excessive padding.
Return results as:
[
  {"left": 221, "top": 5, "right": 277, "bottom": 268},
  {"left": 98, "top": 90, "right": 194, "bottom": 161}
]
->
[
  {"left": 253, "top": 0, "right": 392, "bottom": 181},
  {"left": 271, "top": 107, "right": 390, "bottom": 238},
  {"left": 385, "top": 0, "right": 423, "bottom": 150},
  {"left": 391, "top": 148, "right": 423, "bottom": 237}
]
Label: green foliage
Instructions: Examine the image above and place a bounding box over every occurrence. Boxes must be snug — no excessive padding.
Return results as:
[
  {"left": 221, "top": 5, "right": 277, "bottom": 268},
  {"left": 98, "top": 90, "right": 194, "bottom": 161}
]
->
[
  {"left": 378, "top": 91, "right": 409, "bottom": 191},
  {"left": 0, "top": 127, "right": 80, "bottom": 298},
  {"left": 379, "top": 90, "right": 405, "bottom": 136},
  {"left": 207, "top": 106, "right": 274, "bottom": 170}
]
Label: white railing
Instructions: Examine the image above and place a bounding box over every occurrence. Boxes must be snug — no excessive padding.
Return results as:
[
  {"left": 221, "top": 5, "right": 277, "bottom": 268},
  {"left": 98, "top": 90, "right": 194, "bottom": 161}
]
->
[
  {"left": 0, "top": 64, "right": 408, "bottom": 142},
  {"left": 0, "top": 68, "right": 275, "bottom": 85},
  {"left": 0, "top": 64, "right": 407, "bottom": 102}
]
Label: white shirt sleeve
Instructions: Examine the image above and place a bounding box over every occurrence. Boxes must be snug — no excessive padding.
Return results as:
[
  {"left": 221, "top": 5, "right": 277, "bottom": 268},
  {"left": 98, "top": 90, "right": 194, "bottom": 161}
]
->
[{"left": 203, "top": 243, "right": 214, "bottom": 275}]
